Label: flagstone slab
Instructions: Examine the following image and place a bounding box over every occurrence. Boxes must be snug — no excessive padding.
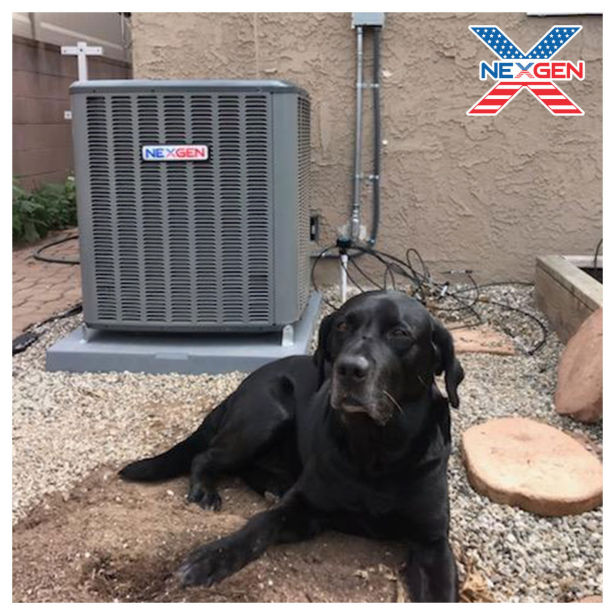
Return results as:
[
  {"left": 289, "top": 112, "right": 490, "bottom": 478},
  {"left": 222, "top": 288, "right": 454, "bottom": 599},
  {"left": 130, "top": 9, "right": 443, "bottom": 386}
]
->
[
  {"left": 461, "top": 417, "right": 602, "bottom": 516},
  {"left": 449, "top": 325, "right": 516, "bottom": 355}
]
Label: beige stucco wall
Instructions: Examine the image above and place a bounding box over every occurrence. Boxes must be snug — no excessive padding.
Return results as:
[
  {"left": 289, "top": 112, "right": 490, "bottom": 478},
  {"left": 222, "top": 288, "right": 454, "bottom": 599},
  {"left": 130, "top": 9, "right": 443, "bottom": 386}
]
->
[{"left": 131, "top": 12, "right": 602, "bottom": 282}]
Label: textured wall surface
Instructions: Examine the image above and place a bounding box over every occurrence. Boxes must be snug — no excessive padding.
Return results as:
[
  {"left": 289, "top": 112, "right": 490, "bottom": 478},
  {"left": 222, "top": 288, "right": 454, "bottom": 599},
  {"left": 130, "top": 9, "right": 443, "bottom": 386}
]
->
[{"left": 131, "top": 12, "right": 602, "bottom": 281}]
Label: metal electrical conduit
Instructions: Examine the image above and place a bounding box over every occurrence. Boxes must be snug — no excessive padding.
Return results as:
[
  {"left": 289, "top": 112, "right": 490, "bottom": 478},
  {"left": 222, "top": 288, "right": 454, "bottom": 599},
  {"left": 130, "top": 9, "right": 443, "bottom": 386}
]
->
[
  {"left": 371, "top": 26, "right": 381, "bottom": 245},
  {"left": 314, "top": 18, "right": 383, "bottom": 262},
  {"left": 350, "top": 23, "right": 382, "bottom": 247},
  {"left": 350, "top": 24, "right": 365, "bottom": 241}
]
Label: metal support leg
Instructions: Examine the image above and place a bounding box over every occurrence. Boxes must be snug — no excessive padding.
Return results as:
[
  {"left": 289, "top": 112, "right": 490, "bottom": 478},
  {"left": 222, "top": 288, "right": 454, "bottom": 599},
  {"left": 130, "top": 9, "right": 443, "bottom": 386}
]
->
[
  {"left": 81, "top": 324, "right": 96, "bottom": 343},
  {"left": 281, "top": 324, "right": 294, "bottom": 347}
]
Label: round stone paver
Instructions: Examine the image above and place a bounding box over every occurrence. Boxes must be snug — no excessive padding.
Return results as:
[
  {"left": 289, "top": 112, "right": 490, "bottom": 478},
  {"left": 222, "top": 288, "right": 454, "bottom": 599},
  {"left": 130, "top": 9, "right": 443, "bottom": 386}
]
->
[{"left": 461, "top": 417, "right": 602, "bottom": 516}]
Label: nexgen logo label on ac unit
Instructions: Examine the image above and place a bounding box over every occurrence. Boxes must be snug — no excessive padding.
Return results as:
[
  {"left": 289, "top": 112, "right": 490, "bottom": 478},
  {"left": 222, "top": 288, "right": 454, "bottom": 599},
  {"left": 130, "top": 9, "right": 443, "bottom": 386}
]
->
[{"left": 141, "top": 145, "right": 209, "bottom": 161}]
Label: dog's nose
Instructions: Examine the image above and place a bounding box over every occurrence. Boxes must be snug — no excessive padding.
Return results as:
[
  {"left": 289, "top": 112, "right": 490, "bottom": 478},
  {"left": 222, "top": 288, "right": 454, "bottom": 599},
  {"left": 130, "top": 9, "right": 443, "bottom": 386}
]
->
[{"left": 335, "top": 355, "right": 370, "bottom": 382}]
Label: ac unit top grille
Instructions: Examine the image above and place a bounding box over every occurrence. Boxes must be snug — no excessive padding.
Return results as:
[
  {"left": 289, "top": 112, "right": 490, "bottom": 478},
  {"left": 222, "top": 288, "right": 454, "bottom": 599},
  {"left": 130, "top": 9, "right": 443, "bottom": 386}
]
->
[{"left": 71, "top": 79, "right": 308, "bottom": 97}]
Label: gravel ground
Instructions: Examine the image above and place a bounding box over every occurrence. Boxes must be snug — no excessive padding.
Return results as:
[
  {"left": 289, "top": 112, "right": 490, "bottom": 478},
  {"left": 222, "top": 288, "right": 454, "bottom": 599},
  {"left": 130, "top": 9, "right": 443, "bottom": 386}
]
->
[{"left": 12, "top": 284, "right": 602, "bottom": 602}]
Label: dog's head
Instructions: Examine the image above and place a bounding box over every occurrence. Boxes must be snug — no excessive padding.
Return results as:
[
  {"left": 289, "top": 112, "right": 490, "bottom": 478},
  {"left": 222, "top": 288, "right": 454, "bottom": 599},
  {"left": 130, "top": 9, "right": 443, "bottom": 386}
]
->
[{"left": 314, "top": 291, "right": 464, "bottom": 425}]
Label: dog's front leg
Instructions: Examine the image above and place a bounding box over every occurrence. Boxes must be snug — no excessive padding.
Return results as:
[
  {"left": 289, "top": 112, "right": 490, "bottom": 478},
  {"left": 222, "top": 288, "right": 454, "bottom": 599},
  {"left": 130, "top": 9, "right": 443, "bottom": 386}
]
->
[
  {"left": 403, "top": 536, "right": 458, "bottom": 602},
  {"left": 177, "top": 491, "right": 318, "bottom": 587}
]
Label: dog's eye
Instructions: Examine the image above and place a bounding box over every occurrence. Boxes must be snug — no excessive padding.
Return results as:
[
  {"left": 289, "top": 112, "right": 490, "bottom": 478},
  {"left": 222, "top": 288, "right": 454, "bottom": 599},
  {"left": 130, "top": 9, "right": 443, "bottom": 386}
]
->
[
  {"left": 336, "top": 321, "right": 348, "bottom": 332},
  {"left": 390, "top": 327, "right": 410, "bottom": 338}
]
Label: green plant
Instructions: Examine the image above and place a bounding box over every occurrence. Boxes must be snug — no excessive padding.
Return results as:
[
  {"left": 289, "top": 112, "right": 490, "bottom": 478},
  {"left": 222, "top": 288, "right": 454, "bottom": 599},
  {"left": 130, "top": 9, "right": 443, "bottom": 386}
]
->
[{"left": 12, "top": 176, "right": 77, "bottom": 244}]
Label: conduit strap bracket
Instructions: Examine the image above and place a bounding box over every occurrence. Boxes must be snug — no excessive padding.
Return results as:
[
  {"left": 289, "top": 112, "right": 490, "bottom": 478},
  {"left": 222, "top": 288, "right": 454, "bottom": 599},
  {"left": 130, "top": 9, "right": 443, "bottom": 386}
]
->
[{"left": 354, "top": 173, "right": 380, "bottom": 182}]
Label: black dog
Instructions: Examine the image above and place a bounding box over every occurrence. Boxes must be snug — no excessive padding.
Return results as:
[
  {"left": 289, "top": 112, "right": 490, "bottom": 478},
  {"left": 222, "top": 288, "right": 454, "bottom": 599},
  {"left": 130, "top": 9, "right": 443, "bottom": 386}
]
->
[{"left": 120, "top": 290, "right": 464, "bottom": 602}]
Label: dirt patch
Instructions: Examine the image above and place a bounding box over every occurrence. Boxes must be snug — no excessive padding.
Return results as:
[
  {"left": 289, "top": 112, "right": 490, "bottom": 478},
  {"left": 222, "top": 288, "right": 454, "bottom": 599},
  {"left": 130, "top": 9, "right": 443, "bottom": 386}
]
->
[{"left": 12, "top": 466, "right": 491, "bottom": 602}]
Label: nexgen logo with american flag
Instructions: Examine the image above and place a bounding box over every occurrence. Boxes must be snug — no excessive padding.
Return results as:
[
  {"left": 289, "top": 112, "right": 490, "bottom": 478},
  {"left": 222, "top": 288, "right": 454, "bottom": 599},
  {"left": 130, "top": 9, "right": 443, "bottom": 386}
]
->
[{"left": 467, "top": 25, "right": 585, "bottom": 116}]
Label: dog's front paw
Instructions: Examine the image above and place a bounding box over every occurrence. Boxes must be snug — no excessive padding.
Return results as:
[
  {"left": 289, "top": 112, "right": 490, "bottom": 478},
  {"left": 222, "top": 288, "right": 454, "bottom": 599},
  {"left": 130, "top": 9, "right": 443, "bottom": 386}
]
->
[
  {"left": 199, "top": 492, "right": 222, "bottom": 511},
  {"left": 186, "top": 484, "right": 205, "bottom": 504},
  {"left": 186, "top": 486, "right": 222, "bottom": 511},
  {"left": 176, "top": 541, "right": 239, "bottom": 587}
]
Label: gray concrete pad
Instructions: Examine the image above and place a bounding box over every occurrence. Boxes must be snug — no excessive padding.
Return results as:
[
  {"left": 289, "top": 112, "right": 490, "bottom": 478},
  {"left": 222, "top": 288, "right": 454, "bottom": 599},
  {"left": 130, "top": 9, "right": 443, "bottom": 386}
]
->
[{"left": 46, "top": 292, "right": 321, "bottom": 375}]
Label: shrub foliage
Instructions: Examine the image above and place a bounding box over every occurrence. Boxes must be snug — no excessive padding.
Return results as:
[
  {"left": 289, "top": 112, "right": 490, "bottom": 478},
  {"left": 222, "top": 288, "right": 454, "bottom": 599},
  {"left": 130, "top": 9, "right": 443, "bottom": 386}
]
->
[{"left": 13, "top": 176, "right": 77, "bottom": 244}]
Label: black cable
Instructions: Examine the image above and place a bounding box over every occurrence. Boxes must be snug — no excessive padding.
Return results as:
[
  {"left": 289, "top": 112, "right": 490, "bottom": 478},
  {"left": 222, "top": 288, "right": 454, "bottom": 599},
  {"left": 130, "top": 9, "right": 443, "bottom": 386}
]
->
[
  {"left": 311, "top": 243, "right": 549, "bottom": 356},
  {"left": 347, "top": 254, "right": 381, "bottom": 289},
  {"left": 383, "top": 262, "right": 397, "bottom": 290},
  {"left": 464, "top": 271, "right": 480, "bottom": 308},
  {"left": 352, "top": 245, "right": 427, "bottom": 299},
  {"left": 429, "top": 289, "right": 484, "bottom": 328},
  {"left": 310, "top": 244, "right": 340, "bottom": 310},
  {"left": 13, "top": 302, "right": 83, "bottom": 355},
  {"left": 440, "top": 270, "right": 480, "bottom": 309},
  {"left": 479, "top": 299, "right": 548, "bottom": 355},
  {"left": 23, "top": 302, "right": 83, "bottom": 332},
  {"left": 445, "top": 274, "right": 546, "bottom": 349},
  {"left": 406, "top": 247, "right": 430, "bottom": 284},
  {"left": 369, "top": 26, "right": 381, "bottom": 246},
  {"left": 32, "top": 234, "right": 80, "bottom": 265},
  {"left": 12, "top": 330, "right": 40, "bottom": 355}
]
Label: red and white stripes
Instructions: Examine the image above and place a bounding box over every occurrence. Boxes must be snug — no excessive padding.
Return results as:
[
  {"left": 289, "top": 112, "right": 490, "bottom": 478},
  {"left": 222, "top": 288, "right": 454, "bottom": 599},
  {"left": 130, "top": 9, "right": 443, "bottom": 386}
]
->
[{"left": 467, "top": 81, "right": 584, "bottom": 116}]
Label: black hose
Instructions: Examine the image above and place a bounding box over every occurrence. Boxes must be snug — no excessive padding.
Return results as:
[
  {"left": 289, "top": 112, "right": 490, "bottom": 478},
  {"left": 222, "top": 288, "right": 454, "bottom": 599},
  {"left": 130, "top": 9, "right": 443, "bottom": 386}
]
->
[
  {"left": 310, "top": 244, "right": 341, "bottom": 310},
  {"left": 347, "top": 254, "right": 381, "bottom": 289},
  {"left": 369, "top": 26, "right": 381, "bottom": 246},
  {"left": 13, "top": 302, "right": 83, "bottom": 355},
  {"left": 480, "top": 299, "right": 548, "bottom": 355},
  {"left": 32, "top": 234, "right": 80, "bottom": 265}
]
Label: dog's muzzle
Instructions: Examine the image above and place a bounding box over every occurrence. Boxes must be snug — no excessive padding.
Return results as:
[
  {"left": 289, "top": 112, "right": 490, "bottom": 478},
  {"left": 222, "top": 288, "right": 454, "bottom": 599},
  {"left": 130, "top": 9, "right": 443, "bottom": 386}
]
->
[{"left": 331, "top": 354, "right": 393, "bottom": 426}]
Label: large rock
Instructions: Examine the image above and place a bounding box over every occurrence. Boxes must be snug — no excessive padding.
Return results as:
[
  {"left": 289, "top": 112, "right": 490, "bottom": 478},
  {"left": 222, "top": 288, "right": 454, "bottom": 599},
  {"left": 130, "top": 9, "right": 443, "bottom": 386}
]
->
[
  {"left": 554, "top": 308, "right": 603, "bottom": 423},
  {"left": 461, "top": 417, "right": 602, "bottom": 516}
]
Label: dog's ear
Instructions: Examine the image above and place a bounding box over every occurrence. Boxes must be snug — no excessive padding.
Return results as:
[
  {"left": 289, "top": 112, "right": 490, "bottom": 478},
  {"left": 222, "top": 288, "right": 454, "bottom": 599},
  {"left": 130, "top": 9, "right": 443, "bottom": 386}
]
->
[
  {"left": 313, "top": 313, "right": 335, "bottom": 385},
  {"left": 431, "top": 317, "right": 464, "bottom": 408}
]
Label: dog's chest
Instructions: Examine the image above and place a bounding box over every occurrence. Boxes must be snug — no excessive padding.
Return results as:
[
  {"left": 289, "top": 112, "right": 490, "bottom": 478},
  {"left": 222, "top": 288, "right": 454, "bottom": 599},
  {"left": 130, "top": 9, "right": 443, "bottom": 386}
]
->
[{"left": 301, "top": 453, "right": 448, "bottom": 538}]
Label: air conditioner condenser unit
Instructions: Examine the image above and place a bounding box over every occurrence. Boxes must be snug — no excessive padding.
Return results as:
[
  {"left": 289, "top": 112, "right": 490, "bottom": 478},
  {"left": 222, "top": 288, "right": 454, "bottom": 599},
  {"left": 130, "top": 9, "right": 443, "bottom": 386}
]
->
[{"left": 70, "top": 79, "right": 312, "bottom": 333}]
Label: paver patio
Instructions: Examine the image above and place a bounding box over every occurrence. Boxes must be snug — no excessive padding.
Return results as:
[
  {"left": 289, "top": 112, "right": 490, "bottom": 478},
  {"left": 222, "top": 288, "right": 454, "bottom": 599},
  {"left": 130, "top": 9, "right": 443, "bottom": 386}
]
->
[{"left": 12, "top": 228, "right": 81, "bottom": 338}]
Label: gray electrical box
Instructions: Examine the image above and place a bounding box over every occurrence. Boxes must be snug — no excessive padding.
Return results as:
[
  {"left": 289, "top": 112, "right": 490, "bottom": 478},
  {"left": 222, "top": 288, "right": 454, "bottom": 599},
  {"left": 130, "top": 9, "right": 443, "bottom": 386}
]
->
[
  {"left": 352, "top": 12, "right": 385, "bottom": 27},
  {"left": 70, "top": 80, "right": 311, "bottom": 333}
]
